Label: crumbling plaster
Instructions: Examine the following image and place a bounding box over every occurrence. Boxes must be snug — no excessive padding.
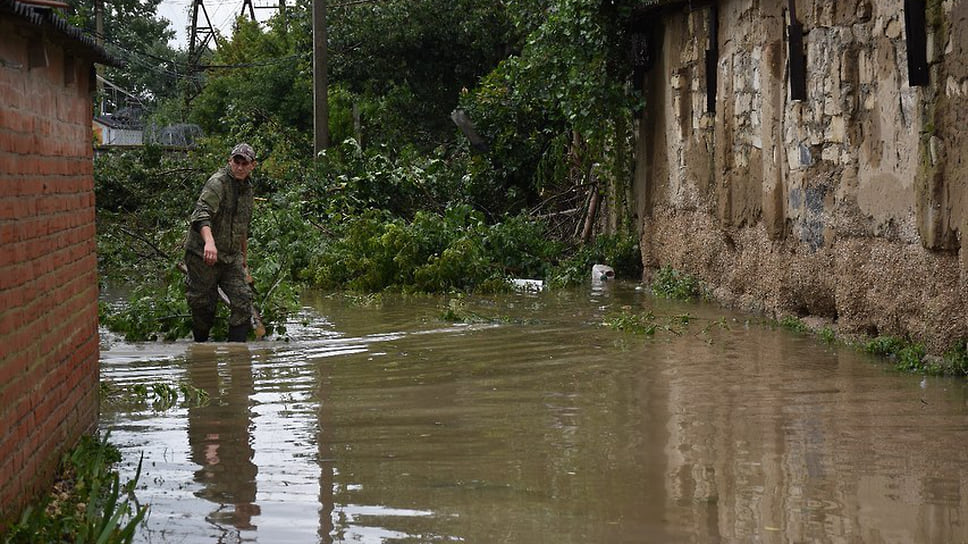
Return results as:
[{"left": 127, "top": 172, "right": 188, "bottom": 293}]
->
[{"left": 634, "top": 0, "right": 968, "bottom": 352}]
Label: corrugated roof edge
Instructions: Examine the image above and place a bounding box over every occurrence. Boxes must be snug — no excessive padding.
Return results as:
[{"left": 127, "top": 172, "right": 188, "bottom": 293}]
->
[{"left": 0, "top": 0, "right": 121, "bottom": 66}]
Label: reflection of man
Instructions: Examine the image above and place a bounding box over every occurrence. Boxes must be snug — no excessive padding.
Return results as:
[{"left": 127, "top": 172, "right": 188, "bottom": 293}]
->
[{"left": 187, "top": 344, "right": 260, "bottom": 532}]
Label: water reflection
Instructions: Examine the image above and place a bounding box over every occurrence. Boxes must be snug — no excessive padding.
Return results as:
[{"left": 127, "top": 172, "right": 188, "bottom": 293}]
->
[
  {"left": 186, "top": 345, "right": 260, "bottom": 534},
  {"left": 99, "top": 286, "right": 968, "bottom": 544},
  {"left": 315, "top": 355, "right": 334, "bottom": 544}
]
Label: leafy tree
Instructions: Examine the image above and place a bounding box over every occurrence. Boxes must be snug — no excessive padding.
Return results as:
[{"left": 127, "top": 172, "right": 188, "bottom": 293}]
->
[
  {"left": 188, "top": 14, "right": 312, "bottom": 136},
  {"left": 502, "top": 0, "right": 637, "bottom": 143},
  {"left": 66, "top": 0, "right": 181, "bottom": 113},
  {"left": 325, "top": 0, "right": 518, "bottom": 149},
  {"left": 460, "top": 0, "right": 643, "bottom": 230}
]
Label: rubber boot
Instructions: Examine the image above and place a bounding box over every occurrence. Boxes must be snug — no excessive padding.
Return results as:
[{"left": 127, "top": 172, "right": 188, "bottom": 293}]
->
[
  {"left": 227, "top": 324, "right": 250, "bottom": 342},
  {"left": 192, "top": 311, "right": 213, "bottom": 342}
]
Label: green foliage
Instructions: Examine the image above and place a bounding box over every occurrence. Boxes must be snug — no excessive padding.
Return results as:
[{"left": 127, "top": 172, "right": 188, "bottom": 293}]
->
[
  {"left": 3, "top": 433, "right": 146, "bottom": 544},
  {"left": 102, "top": 381, "right": 210, "bottom": 410},
  {"left": 650, "top": 267, "right": 701, "bottom": 301},
  {"left": 548, "top": 234, "right": 641, "bottom": 287},
  {"left": 326, "top": 0, "right": 517, "bottom": 149},
  {"left": 819, "top": 326, "right": 836, "bottom": 344},
  {"left": 458, "top": 0, "right": 642, "bottom": 220},
  {"left": 778, "top": 316, "right": 809, "bottom": 334},
  {"left": 94, "top": 146, "right": 203, "bottom": 286},
  {"left": 863, "top": 336, "right": 928, "bottom": 373},
  {"left": 863, "top": 335, "right": 909, "bottom": 357},
  {"left": 941, "top": 340, "right": 968, "bottom": 375},
  {"left": 602, "top": 309, "right": 694, "bottom": 337},
  {"left": 439, "top": 297, "right": 512, "bottom": 324},
  {"left": 459, "top": 64, "right": 563, "bottom": 215},
  {"left": 313, "top": 139, "right": 470, "bottom": 217},
  {"left": 94, "top": 146, "right": 201, "bottom": 217},
  {"left": 308, "top": 205, "right": 559, "bottom": 293},
  {"left": 894, "top": 343, "right": 928, "bottom": 373},
  {"left": 603, "top": 309, "right": 658, "bottom": 336},
  {"left": 99, "top": 270, "right": 191, "bottom": 342},
  {"left": 66, "top": 0, "right": 179, "bottom": 112},
  {"left": 502, "top": 0, "right": 636, "bottom": 141}
]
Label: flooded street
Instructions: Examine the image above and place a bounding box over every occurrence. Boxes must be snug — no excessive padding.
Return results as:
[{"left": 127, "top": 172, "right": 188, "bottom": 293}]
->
[{"left": 99, "top": 283, "right": 968, "bottom": 544}]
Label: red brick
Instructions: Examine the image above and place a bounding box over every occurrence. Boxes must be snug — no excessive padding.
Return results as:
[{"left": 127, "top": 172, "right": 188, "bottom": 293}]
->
[{"left": 1, "top": 24, "right": 101, "bottom": 528}]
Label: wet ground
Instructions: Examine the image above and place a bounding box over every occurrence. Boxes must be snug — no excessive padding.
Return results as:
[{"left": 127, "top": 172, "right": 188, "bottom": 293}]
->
[{"left": 99, "top": 282, "right": 968, "bottom": 543}]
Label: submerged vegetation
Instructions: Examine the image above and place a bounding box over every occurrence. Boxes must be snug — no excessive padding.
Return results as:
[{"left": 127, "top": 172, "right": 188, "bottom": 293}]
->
[
  {"left": 101, "top": 381, "right": 210, "bottom": 410},
  {"left": 771, "top": 318, "right": 968, "bottom": 377},
  {"left": 861, "top": 335, "right": 968, "bottom": 376}
]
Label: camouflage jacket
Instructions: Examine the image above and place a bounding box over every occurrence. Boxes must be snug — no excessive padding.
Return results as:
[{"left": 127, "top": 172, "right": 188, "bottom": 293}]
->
[{"left": 185, "top": 167, "right": 254, "bottom": 264}]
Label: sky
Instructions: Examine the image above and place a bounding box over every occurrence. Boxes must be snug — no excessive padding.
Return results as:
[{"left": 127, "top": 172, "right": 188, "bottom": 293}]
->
[{"left": 156, "top": 0, "right": 276, "bottom": 49}]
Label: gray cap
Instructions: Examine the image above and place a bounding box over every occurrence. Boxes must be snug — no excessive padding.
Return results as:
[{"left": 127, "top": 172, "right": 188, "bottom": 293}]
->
[{"left": 231, "top": 143, "right": 256, "bottom": 161}]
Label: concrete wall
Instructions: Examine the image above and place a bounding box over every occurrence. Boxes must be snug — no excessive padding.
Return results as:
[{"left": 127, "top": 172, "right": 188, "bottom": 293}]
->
[
  {"left": 634, "top": 0, "right": 968, "bottom": 352},
  {"left": 0, "top": 7, "right": 104, "bottom": 525}
]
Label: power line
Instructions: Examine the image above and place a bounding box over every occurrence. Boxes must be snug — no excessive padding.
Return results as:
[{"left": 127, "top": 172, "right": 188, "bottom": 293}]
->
[{"left": 82, "top": 27, "right": 304, "bottom": 74}]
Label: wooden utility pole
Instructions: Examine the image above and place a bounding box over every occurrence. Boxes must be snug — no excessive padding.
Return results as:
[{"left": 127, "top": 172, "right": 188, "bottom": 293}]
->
[{"left": 313, "top": 0, "right": 329, "bottom": 155}]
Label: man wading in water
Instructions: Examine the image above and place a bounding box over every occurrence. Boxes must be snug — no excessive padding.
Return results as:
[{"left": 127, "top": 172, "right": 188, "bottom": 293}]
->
[{"left": 184, "top": 143, "right": 257, "bottom": 342}]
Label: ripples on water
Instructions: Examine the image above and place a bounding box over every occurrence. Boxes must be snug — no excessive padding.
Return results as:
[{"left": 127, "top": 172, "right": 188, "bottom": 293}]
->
[{"left": 99, "top": 283, "right": 968, "bottom": 544}]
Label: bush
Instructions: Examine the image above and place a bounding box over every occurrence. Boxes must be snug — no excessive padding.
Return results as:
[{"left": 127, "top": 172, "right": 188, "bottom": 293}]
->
[
  {"left": 308, "top": 205, "right": 559, "bottom": 293},
  {"left": 547, "top": 234, "right": 642, "bottom": 287}
]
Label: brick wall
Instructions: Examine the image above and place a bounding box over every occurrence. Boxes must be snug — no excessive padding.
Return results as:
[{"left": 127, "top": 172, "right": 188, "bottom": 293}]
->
[{"left": 0, "top": 15, "right": 102, "bottom": 525}]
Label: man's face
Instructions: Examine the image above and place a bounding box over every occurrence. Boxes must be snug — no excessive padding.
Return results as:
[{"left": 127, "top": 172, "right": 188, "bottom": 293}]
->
[{"left": 230, "top": 155, "right": 256, "bottom": 179}]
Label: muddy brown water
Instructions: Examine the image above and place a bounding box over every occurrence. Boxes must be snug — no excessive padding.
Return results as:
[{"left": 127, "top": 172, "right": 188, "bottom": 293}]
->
[{"left": 99, "top": 282, "right": 968, "bottom": 544}]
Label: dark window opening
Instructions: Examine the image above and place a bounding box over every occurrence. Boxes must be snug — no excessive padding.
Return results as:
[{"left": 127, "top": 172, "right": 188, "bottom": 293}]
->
[
  {"left": 787, "top": 0, "right": 807, "bottom": 101},
  {"left": 705, "top": 5, "right": 718, "bottom": 113},
  {"left": 903, "top": 0, "right": 929, "bottom": 87}
]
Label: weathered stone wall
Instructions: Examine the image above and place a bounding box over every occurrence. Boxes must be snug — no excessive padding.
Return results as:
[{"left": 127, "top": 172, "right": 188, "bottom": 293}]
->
[{"left": 634, "top": 0, "right": 968, "bottom": 352}]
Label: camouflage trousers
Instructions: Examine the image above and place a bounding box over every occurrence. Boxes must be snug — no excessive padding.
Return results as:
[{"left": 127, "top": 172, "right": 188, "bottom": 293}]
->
[{"left": 184, "top": 251, "right": 253, "bottom": 331}]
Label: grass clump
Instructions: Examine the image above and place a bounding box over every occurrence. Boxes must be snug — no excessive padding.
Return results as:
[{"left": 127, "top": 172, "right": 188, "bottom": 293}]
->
[
  {"left": 863, "top": 335, "right": 929, "bottom": 373},
  {"left": 940, "top": 340, "right": 968, "bottom": 376},
  {"left": 778, "top": 316, "right": 809, "bottom": 334},
  {"left": 650, "top": 267, "right": 701, "bottom": 301},
  {"left": 3, "top": 433, "right": 146, "bottom": 544}
]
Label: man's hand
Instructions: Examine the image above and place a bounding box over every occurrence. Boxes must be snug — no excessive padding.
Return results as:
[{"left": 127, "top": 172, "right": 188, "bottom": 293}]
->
[
  {"left": 201, "top": 226, "right": 218, "bottom": 265},
  {"left": 203, "top": 241, "right": 218, "bottom": 265}
]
